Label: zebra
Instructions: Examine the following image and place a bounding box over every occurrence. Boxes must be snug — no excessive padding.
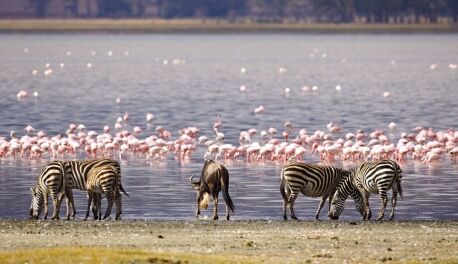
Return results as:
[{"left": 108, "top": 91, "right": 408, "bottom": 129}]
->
[
  {"left": 85, "top": 164, "right": 123, "bottom": 220},
  {"left": 280, "top": 162, "right": 366, "bottom": 220},
  {"left": 64, "top": 158, "right": 128, "bottom": 220},
  {"left": 329, "top": 160, "right": 403, "bottom": 221},
  {"left": 30, "top": 160, "right": 69, "bottom": 220}
]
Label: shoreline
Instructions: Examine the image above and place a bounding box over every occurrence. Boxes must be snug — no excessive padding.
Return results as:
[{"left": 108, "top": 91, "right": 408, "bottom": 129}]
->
[
  {"left": 0, "top": 19, "right": 457, "bottom": 34},
  {"left": 1, "top": 219, "right": 457, "bottom": 263}
]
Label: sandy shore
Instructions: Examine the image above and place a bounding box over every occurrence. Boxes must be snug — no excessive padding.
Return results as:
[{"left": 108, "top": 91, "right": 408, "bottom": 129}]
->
[
  {"left": 0, "top": 219, "right": 457, "bottom": 263},
  {"left": 0, "top": 19, "right": 457, "bottom": 33}
]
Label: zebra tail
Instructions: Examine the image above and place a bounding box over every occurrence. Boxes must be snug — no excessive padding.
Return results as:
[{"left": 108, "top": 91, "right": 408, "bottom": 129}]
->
[
  {"left": 395, "top": 165, "right": 403, "bottom": 199},
  {"left": 397, "top": 180, "right": 403, "bottom": 199},
  {"left": 280, "top": 167, "right": 287, "bottom": 200},
  {"left": 119, "top": 182, "right": 129, "bottom": 197},
  {"left": 220, "top": 171, "right": 234, "bottom": 213}
]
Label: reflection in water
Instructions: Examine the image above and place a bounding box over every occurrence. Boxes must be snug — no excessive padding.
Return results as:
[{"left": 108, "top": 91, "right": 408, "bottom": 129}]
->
[{"left": 0, "top": 34, "right": 457, "bottom": 220}]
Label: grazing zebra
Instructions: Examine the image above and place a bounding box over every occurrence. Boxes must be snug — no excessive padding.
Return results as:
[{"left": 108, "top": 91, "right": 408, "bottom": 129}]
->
[
  {"left": 64, "top": 158, "right": 128, "bottom": 220},
  {"left": 86, "top": 164, "right": 122, "bottom": 220},
  {"left": 30, "top": 160, "right": 68, "bottom": 220},
  {"left": 280, "top": 162, "right": 365, "bottom": 220},
  {"left": 329, "top": 160, "right": 403, "bottom": 221}
]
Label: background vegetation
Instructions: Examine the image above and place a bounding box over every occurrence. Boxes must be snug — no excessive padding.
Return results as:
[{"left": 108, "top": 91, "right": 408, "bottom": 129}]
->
[{"left": 23, "top": 0, "right": 458, "bottom": 23}]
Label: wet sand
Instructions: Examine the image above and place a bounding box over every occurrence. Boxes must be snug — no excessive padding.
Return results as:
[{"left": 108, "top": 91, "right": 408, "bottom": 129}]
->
[{"left": 0, "top": 219, "right": 457, "bottom": 263}]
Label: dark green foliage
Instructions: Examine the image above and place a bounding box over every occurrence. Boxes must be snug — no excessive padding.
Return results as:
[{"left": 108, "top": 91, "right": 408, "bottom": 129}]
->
[{"left": 24, "top": 0, "right": 458, "bottom": 22}]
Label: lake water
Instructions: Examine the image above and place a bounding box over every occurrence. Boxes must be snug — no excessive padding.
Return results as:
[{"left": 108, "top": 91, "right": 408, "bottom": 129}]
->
[{"left": 0, "top": 33, "right": 457, "bottom": 220}]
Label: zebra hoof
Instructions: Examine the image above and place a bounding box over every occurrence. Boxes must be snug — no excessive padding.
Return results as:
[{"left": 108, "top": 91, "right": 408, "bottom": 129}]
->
[
  {"left": 291, "top": 216, "right": 298, "bottom": 220},
  {"left": 283, "top": 215, "right": 287, "bottom": 220}
]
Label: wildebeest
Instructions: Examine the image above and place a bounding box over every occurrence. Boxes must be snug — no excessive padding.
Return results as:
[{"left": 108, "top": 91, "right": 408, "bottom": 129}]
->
[{"left": 190, "top": 159, "right": 234, "bottom": 220}]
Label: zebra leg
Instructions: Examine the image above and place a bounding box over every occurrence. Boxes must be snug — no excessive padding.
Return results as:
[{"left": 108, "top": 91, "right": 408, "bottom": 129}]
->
[
  {"left": 43, "top": 192, "right": 49, "bottom": 220},
  {"left": 115, "top": 190, "right": 122, "bottom": 220},
  {"left": 288, "top": 190, "right": 299, "bottom": 220},
  {"left": 103, "top": 192, "right": 114, "bottom": 220},
  {"left": 315, "top": 196, "right": 328, "bottom": 220},
  {"left": 328, "top": 191, "right": 335, "bottom": 214},
  {"left": 68, "top": 189, "right": 76, "bottom": 219},
  {"left": 92, "top": 194, "right": 100, "bottom": 220},
  {"left": 84, "top": 191, "right": 93, "bottom": 221},
  {"left": 97, "top": 194, "right": 102, "bottom": 220},
  {"left": 390, "top": 191, "right": 398, "bottom": 220},
  {"left": 361, "top": 189, "right": 371, "bottom": 220},
  {"left": 50, "top": 194, "right": 61, "bottom": 220},
  {"left": 65, "top": 197, "right": 71, "bottom": 220},
  {"left": 377, "top": 190, "right": 388, "bottom": 221},
  {"left": 212, "top": 193, "right": 219, "bottom": 220},
  {"left": 65, "top": 188, "right": 74, "bottom": 220},
  {"left": 281, "top": 184, "right": 290, "bottom": 220}
]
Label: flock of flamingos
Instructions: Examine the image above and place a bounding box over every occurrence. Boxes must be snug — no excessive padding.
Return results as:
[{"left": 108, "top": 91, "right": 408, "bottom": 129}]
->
[
  {"left": 3, "top": 48, "right": 457, "bottom": 165},
  {"left": 0, "top": 112, "right": 457, "bottom": 165}
]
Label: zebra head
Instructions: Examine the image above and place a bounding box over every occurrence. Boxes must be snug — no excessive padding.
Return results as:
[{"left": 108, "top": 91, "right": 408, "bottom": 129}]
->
[
  {"left": 328, "top": 192, "right": 345, "bottom": 220},
  {"left": 30, "top": 187, "right": 43, "bottom": 219}
]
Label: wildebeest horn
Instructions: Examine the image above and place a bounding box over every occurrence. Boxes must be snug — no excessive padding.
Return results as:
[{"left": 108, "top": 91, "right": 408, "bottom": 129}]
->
[{"left": 190, "top": 175, "right": 199, "bottom": 183}]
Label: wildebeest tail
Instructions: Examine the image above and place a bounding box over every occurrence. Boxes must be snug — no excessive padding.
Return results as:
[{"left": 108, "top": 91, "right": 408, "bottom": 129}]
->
[{"left": 220, "top": 170, "right": 234, "bottom": 213}]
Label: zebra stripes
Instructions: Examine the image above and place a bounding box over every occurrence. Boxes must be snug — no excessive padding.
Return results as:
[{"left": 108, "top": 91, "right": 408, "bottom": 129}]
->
[
  {"left": 85, "top": 164, "right": 122, "bottom": 220},
  {"left": 30, "top": 158, "right": 127, "bottom": 220},
  {"left": 64, "top": 158, "right": 124, "bottom": 219},
  {"left": 30, "top": 160, "right": 67, "bottom": 220},
  {"left": 329, "top": 160, "right": 403, "bottom": 220},
  {"left": 280, "top": 162, "right": 361, "bottom": 220}
]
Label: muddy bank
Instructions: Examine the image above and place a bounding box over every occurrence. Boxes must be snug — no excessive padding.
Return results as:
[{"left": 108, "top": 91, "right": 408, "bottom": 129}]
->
[{"left": 0, "top": 219, "right": 457, "bottom": 263}]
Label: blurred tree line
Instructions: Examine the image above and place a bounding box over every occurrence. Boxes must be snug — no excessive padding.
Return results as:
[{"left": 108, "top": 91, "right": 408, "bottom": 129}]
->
[{"left": 28, "top": 0, "right": 458, "bottom": 23}]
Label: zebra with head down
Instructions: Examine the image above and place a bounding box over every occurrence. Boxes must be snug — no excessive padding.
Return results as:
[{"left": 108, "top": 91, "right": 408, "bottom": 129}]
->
[
  {"left": 329, "top": 160, "right": 403, "bottom": 221},
  {"left": 30, "top": 160, "right": 69, "bottom": 220},
  {"left": 280, "top": 161, "right": 366, "bottom": 220}
]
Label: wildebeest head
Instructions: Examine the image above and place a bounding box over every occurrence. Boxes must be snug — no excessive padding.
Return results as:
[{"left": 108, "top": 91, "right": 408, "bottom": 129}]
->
[
  {"left": 189, "top": 175, "right": 210, "bottom": 209},
  {"left": 190, "top": 175, "right": 200, "bottom": 189}
]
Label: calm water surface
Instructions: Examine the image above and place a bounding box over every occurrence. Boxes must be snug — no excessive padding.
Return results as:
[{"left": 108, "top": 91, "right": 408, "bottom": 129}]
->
[{"left": 0, "top": 33, "right": 457, "bottom": 220}]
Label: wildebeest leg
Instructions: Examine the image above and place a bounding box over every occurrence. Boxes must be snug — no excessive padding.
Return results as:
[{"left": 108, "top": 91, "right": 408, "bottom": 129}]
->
[
  {"left": 196, "top": 190, "right": 202, "bottom": 218},
  {"left": 212, "top": 193, "right": 219, "bottom": 220},
  {"left": 225, "top": 203, "right": 230, "bottom": 220},
  {"left": 315, "top": 195, "right": 328, "bottom": 220},
  {"left": 288, "top": 189, "right": 299, "bottom": 220}
]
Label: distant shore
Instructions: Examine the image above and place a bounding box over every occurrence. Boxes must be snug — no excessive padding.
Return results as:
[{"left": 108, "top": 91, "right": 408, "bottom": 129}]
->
[
  {"left": 0, "top": 19, "right": 457, "bottom": 33},
  {"left": 0, "top": 219, "right": 457, "bottom": 263}
]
